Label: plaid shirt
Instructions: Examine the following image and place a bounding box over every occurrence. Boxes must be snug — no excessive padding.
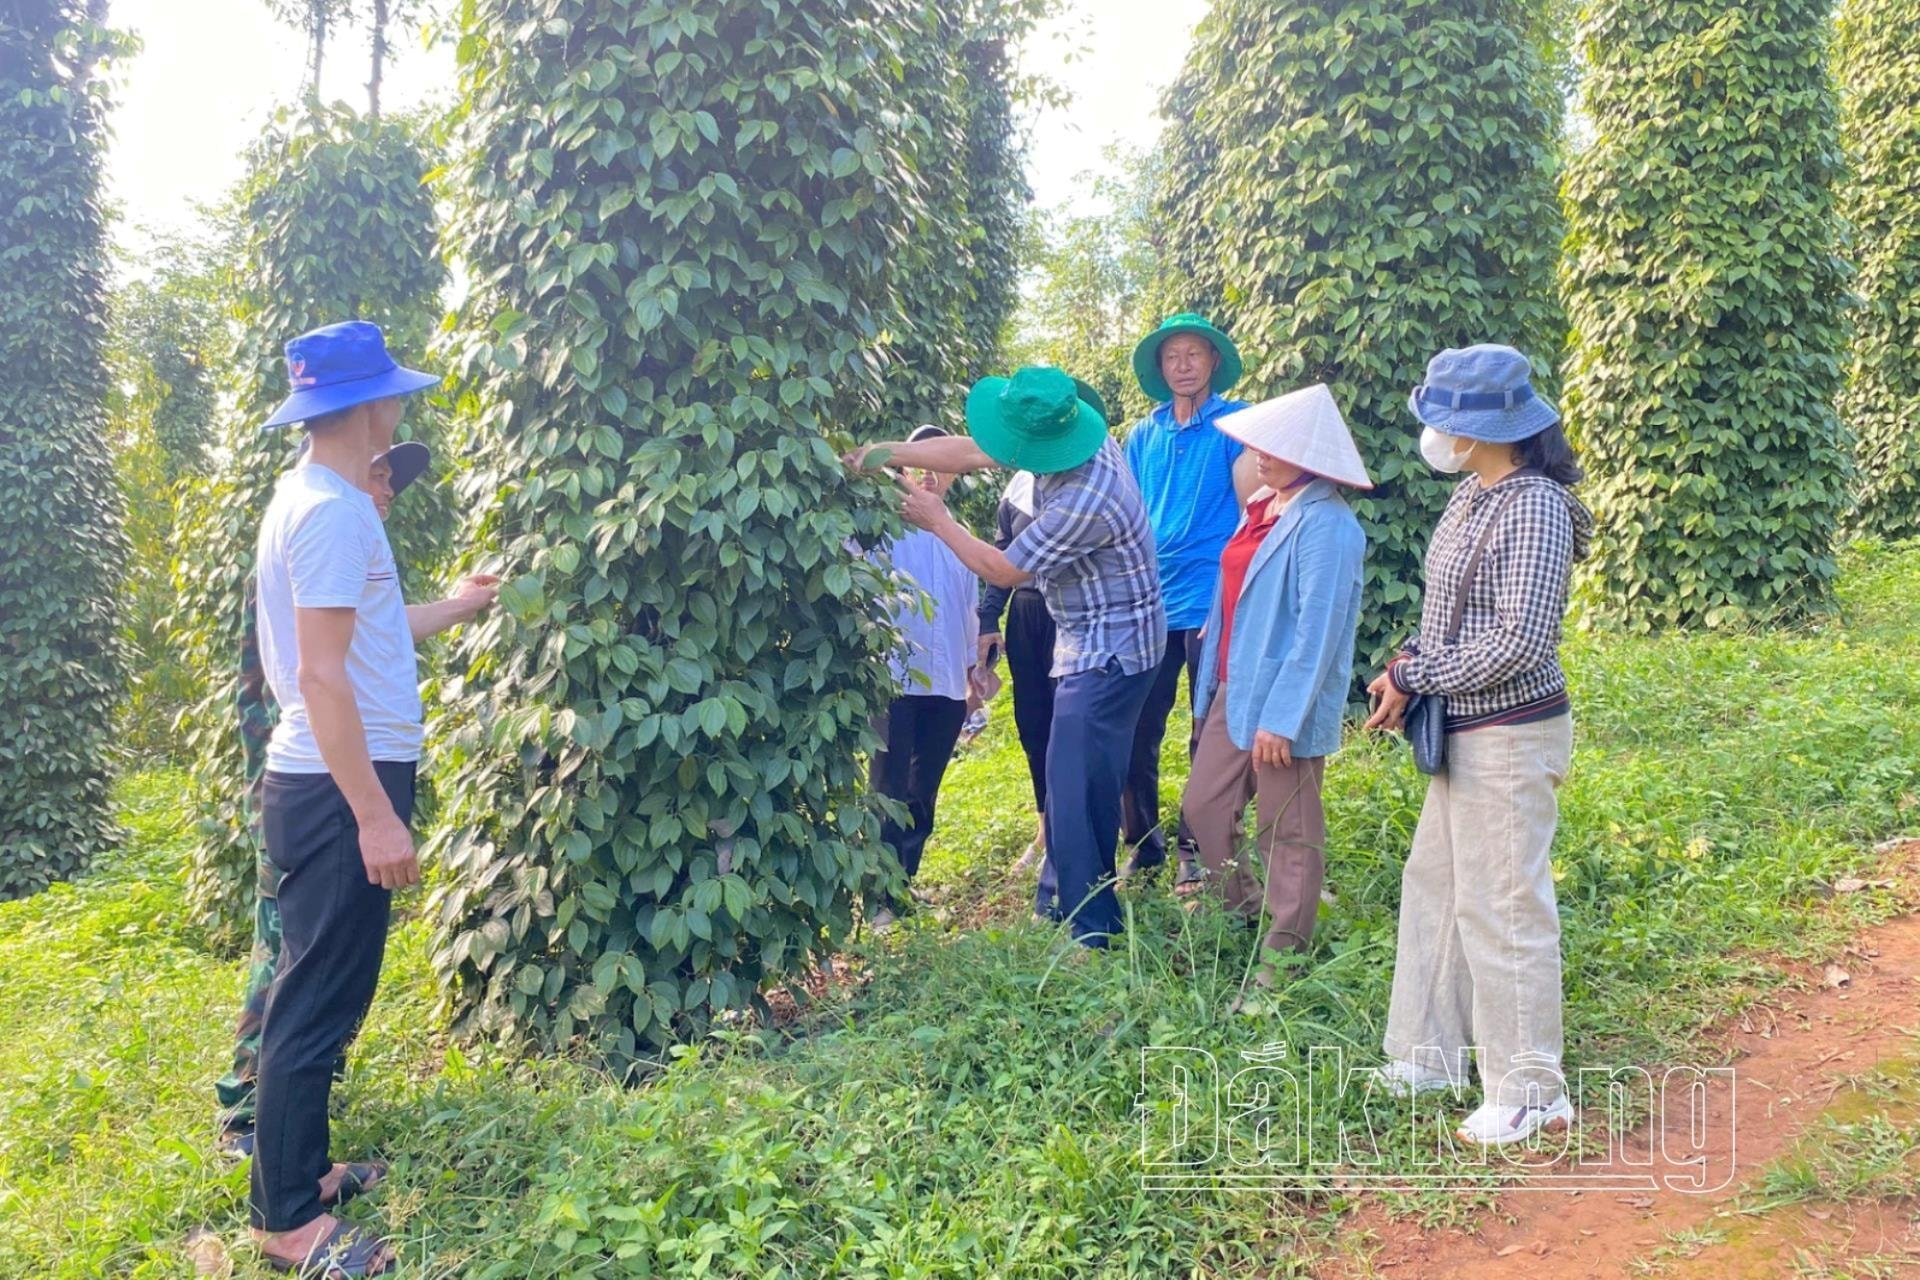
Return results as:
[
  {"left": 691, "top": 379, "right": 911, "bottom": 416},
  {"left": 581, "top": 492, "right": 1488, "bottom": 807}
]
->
[
  {"left": 1007, "top": 438, "right": 1166, "bottom": 677},
  {"left": 1391, "top": 472, "right": 1593, "bottom": 720}
]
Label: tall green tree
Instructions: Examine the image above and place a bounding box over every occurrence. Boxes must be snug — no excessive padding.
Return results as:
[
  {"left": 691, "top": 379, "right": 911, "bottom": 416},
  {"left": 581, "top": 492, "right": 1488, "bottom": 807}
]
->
[
  {"left": 857, "top": 1, "right": 1040, "bottom": 432},
  {"left": 865, "top": 1, "right": 1042, "bottom": 534},
  {"left": 1563, "top": 1, "right": 1850, "bottom": 629},
  {"left": 1836, "top": 0, "right": 1920, "bottom": 538},
  {"left": 428, "top": 0, "right": 954, "bottom": 1058},
  {"left": 0, "top": 0, "right": 129, "bottom": 897},
  {"left": 109, "top": 227, "right": 230, "bottom": 761},
  {"left": 1154, "top": 0, "right": 1566, "bottom": 671},
  {"left": 1008, "top": 147, "right": 1161, "bottom": 427},
  {"left": 168, "top": 106, "right": 446, "bottom": 942}
]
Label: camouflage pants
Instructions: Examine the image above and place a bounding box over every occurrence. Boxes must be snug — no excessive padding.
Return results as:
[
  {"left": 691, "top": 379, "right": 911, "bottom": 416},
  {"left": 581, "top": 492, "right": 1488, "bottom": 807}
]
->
[{"left": 213, "top": 855, "right": 281, "bottom": 1134}]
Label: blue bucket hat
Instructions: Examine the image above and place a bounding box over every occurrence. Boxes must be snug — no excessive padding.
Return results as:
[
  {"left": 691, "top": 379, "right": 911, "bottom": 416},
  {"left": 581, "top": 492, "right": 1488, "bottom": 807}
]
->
[
  {"left": 262, "top": 321, "right": 439, "bottom": 430},
  {"left": 1408, "top": 345, "right": 1560, "bottom": 444}
]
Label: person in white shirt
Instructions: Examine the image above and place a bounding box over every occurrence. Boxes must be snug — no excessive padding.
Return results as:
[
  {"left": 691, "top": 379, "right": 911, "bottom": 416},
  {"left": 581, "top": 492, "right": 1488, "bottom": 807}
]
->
[
  {"left": 246, "top": 321, "right": 496, "bottom": 1278},
  {"left": 870, "top": 424, "right": 981, "bottom": 929}
]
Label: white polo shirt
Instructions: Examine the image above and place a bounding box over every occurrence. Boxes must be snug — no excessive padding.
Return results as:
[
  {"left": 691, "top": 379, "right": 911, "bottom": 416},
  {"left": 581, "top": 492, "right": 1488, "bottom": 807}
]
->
[{"left": 255, "top": 462, "right": 422, "bottom": 772}]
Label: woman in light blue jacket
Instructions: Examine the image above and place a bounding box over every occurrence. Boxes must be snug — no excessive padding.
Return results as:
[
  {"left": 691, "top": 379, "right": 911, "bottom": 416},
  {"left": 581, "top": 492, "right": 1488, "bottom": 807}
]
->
[{"left": 1180, "top": 384, "right": 1370, "bottom": 973}]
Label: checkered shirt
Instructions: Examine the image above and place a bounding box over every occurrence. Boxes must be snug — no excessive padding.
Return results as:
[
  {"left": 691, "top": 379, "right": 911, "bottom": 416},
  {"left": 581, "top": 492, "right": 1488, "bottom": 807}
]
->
[
  {"left": 1391, "top": 472, "right": 1592, "bottom": 719},
  {"left": 1006, "top": 437, "right": 1167, "bottom": 677}
]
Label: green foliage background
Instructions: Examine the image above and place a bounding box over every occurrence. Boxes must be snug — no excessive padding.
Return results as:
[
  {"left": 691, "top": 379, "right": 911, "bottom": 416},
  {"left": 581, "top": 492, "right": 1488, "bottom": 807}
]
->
[
  {"left": 1562, "top": 0, "right": 1851, "bottom": 630},
  {"left": 1835, "top": 0, "right": 1920, "bottom": 539},
  {"left": 1153, "top": 0, "right": 1566, "bottom": 672},
  {"left": 856, "top": 2, "right": 1039, "bottom": 534},
  {"left": 0, "top": 0, "right": 129, "bottom": 898},
  {"left": 1007, "top": 147, "right": 1161, "bottom": 429},
  {"left": 107, "top": 231, "right": 228, "bottom": 762},
  {"left": 426, "top": 0, "right": 1007, "bottom": 1058},
  {"left": 167, "top": 105, "right": 448, "bottom": 943}
]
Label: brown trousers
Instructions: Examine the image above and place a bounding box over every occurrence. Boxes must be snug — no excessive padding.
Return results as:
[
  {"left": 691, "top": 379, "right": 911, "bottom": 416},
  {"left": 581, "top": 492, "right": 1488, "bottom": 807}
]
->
[{"left": 1179, "top": 692, "right": 1327, "bottom": 952}]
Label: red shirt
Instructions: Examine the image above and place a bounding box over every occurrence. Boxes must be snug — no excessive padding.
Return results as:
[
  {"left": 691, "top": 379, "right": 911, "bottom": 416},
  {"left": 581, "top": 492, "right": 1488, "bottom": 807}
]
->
[{"left": 1216, "top": 495, "right": 1283, "bottom": 684}]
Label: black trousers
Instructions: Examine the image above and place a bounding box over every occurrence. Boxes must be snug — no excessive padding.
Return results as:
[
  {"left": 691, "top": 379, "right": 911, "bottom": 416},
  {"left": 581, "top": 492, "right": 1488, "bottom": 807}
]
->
[
  {"left": 872, "top": 695, "right": 968, "bottom": 887},
  {"left": 1003, "top": 587, "right": 1057, "bottom": 814},
  {"left": 251, "top": 761, "right": 416, "bottom": 1233},
  {"left": 1122, "top": 627, "right": 1203, "bottom": 868}
]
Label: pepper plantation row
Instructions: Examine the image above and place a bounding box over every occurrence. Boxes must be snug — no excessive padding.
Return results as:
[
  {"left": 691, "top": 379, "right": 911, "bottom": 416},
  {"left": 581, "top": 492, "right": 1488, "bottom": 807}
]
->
[{"left": 3, "top": 0, "right": 1918, "bottom": 1061}]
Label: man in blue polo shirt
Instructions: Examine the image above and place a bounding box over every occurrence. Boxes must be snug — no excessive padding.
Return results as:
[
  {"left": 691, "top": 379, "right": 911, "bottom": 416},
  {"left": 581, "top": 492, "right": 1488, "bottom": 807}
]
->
[{"left": 1122, "top": 313, "right": 1253, "bottom": 889}]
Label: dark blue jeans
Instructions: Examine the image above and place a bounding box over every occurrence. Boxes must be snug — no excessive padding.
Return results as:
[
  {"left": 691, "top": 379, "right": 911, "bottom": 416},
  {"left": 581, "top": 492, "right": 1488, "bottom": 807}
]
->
[{"left": 1037, "top": 657, "right": 1158, "bottom": 946}]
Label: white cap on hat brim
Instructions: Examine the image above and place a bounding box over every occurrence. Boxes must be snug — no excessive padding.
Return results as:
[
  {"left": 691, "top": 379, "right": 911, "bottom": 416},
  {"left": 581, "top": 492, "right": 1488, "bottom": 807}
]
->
[{"left": 1214, "top": 384, "right": 1373, "bottom": 489}]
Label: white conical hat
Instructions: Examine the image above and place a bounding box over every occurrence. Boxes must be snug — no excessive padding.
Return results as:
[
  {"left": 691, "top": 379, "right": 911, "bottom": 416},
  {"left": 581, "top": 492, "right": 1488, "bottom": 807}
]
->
[{"left": 1214, "top": 383, "right": 1373, "bottom": 489}]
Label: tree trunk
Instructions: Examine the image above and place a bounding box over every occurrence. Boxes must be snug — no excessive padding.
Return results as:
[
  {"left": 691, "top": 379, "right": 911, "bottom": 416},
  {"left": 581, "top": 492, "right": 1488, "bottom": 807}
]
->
[
  {"left": 310, "top": 0, "right": 326, "bottom": 98},
  {"left": 368, "top": 0, "right": 388, "bottom": 118}
]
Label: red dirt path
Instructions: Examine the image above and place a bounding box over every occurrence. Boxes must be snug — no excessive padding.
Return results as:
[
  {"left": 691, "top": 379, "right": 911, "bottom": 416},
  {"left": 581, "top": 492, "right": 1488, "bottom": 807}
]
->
[{"left": 1321, "top": 852, "right": 1920, "bottom": 1279}]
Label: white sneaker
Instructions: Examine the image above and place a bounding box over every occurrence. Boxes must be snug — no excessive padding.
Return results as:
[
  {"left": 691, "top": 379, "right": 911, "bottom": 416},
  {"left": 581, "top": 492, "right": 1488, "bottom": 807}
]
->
[
  {"left": 869, "top": 907, "right": 897, "bottom": 934},
  {"left": 1455, "top": 1096, "right": 1574, "bottom": 1146},
  {"left": 1362, "top": 1059, "right": 1458, "bottom": 1099}
]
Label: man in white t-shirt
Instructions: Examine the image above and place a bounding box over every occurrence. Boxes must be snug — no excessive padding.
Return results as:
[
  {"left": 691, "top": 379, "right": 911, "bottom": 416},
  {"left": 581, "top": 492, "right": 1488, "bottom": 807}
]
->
[
  {"left": 869, "top": 424, "right": 980, "bottom": 929},
  {"left": 246, "top": 321, "right": 497, "bottom": 1276}
]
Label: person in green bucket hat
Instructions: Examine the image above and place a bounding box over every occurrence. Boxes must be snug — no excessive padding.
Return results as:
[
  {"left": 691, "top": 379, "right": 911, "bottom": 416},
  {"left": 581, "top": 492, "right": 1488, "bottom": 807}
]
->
[
  {"left": 1120, "top": 312, "right": 1256, "bottom": 893},
  {"left": 846, "top": 367, "right": 1165, "bottom": 949}
]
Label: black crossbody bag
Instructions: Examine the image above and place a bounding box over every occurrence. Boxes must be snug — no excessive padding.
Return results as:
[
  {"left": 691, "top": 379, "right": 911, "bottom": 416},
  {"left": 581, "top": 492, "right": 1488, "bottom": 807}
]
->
[{"left": 1401, "top": 490, "right": 1513, "bottom": 775}]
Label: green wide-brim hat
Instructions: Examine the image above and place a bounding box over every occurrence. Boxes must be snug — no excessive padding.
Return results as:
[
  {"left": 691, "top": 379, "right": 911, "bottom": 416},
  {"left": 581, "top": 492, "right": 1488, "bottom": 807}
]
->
[
  {"left": 965, "top": 367, "right": 1112, "bottom": 475},
  {"left": 1071, "top": 376, "right": 1111, "bottom": 425},
  {"left": 1132, "top": 312, "right": 1243, "bottom": 403}
]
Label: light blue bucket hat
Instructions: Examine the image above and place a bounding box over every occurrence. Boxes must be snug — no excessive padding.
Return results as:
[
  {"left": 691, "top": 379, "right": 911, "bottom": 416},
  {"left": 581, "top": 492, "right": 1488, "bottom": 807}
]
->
[{"left": 1408, "top": 344, "right": 1560, "bottom": 444}]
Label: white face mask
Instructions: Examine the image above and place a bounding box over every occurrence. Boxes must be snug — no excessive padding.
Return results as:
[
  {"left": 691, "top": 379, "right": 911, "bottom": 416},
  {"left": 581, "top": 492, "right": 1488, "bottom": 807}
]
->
[{"left": 1419, "top": 426, "right": 1475, "bottom": 474}]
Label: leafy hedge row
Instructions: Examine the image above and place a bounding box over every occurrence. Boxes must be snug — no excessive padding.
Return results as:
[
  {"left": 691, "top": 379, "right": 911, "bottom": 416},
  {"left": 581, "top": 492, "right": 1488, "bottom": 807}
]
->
[
  {"left": 426, "top": 0, "right": 998, "bottom": 1058},
  {"left": 168, "top": 106, "right": 448, "bottom": 942},
  {"left": 1562, "top": 0, "right": 1850, "bottom": 629},
  {"left": 1154, "top": 0, "right": 1566, "bottom": 672},
  {"left": 1835, "top": 0, "right": 1920, "bottom": 539},
  {"left": 109, "top": 242, "right": 226, "bottom": 762},
  {"left": 0, "top": 1, "right": 129, "bottom": 898},
  {"left": 857, "top": 2, "right": 1038, "bottom": 532}
]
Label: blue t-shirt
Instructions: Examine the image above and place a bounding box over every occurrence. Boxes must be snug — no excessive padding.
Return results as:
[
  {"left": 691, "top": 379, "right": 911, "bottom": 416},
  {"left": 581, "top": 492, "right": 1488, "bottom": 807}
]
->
[{"left": 1122, "top": 394, "right": 1248, "bottom": 631}]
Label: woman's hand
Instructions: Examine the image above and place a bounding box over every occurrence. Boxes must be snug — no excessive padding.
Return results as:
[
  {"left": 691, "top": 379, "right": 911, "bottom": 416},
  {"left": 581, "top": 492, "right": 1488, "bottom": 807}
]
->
[
  {"left": 1364, "top": 670, "right": 1409, "bottom": 732},
  {"left": 1253, "top": 730, "right": 1293, "bottom": 770}
]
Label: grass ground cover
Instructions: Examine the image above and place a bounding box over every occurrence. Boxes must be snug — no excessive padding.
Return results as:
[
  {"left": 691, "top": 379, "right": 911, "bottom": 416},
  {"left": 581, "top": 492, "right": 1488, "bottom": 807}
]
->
[{"left": 5, "top": 545, "right": 1920, "bottom": 1278}]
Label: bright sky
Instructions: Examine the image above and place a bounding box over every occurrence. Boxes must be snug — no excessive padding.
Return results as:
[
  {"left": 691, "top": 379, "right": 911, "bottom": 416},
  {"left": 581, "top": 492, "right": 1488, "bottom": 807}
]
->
[{"left": 102, "top": 0, "right": 1208, "bottom": 252}]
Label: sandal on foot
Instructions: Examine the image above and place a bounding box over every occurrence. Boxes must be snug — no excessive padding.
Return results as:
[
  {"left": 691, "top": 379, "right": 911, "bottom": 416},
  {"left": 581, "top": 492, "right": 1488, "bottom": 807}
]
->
[
  {"left": 321, "top": 1161, "right": 388, "bottom": 1209},
  {"left": 261, "top": 1220, "right": 393, "bottom": 1278},
  {"left": 1172, "top": 862, "right": 1207, "bottom": 898}
]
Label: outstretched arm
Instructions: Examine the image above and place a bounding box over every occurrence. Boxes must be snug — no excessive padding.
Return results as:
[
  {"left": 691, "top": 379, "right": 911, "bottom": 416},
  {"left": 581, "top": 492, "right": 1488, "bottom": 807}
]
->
[
  {"left": 898, "top": 479, "right": 1031, "bottom": 589},
  {"left": 406, "top": 573, "right": 500, "bottom": 641},
  {"left": 849, "top": 435, "right": 998, "bottom": 476}
]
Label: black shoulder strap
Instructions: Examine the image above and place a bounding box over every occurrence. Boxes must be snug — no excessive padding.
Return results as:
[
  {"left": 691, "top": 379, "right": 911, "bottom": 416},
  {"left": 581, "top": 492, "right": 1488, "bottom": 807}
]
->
[{"left": 1443, "top": 489, "right": 1516, "bottom": 646}]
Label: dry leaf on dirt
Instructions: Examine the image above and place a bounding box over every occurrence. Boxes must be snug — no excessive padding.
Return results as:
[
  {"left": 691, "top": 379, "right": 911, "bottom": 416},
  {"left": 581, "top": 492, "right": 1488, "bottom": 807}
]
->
[{"left": 1822, "top": 965, "right": 1851, "bottom": 989}]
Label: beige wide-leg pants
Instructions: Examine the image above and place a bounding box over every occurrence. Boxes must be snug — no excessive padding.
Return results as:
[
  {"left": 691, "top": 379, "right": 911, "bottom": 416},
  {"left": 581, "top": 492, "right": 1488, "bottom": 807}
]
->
[
  {"left": 1180, "top": 692, "right": 1327, "bottom": 953},
  {"left": 1382, "top": 715, "right": 1574, "bottom": 1105}
]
